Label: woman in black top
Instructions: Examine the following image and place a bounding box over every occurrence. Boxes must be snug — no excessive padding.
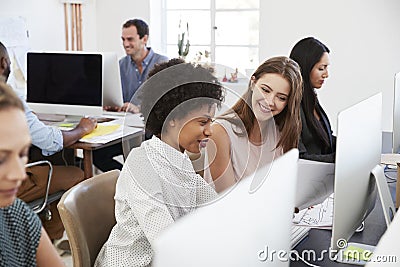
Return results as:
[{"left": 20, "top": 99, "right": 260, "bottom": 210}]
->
[{"left": 290, "top": 37, "right": 335, "bottom": 163}]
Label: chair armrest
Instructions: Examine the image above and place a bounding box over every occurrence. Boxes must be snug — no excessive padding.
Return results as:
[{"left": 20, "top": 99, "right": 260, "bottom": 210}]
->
[{"left": 25, "top": 160, "right": 53, "bottom": 213}]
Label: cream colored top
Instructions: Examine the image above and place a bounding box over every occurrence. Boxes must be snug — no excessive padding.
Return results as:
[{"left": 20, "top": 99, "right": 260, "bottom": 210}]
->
[{"left": 206, "top": 117, "right": 282, "bottom": 182}]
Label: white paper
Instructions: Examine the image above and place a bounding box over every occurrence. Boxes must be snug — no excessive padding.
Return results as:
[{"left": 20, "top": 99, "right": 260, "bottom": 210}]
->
[
  {"left": 79, "top": 121, "right": 143, "bottom": 144},
  {"left": 124, "top": 113, "right": 144, "bottom": 128},
  {"left": 294, "top": 194, "right": 334, "bottom": 229}
]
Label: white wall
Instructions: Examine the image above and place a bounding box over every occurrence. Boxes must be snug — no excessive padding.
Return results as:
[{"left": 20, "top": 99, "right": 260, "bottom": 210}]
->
[
  {"left": 259, "top": 0, "right": 400, "bottom": 132},
  {"left": 0, "top": 0, "right": 97, "bottom": 51},
  {"left": 95, "top": 0, "right": 150, "bottom": 58},
  {"left": 1, "top": 0, "right": 149, "bottom": 55}
]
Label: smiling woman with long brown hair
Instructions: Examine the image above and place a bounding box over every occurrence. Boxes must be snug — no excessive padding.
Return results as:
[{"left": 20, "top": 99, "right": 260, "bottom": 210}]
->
[{"left": 206, "top": 56, "right": 303, "bottom": 192}]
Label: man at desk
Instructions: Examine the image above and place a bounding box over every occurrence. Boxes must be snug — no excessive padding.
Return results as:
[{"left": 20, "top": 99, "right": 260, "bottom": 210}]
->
[
  {"left": 95, "top": 19, "right": 168, "bottom": 172},
  {"left": 105, "top": 18, "right": 168, "bottom": 113},
  {"left": 0, "top": 41, "right": 97, "bottom": 243}
]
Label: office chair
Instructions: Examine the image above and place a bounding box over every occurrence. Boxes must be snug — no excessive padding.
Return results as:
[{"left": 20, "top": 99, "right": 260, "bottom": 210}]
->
[
  {"left": 25, "top": 160, "right": 66, "bottom": 220},
  {"left": 122, "top": 130, "right": 144, "bottom": 160},
  {"left": 57, "top": 169, "right": 120, "bottom": 267}
]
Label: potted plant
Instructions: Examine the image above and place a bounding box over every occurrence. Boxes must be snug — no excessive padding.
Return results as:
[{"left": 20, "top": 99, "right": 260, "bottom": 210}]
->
[{"left": 178, "top": 20, "right": 190, "bottom": 59}]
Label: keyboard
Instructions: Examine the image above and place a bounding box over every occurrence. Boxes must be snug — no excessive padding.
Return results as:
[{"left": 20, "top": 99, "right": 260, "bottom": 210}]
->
[
  {"left": 102, "top": 111, "right": 126, "bottom": 117},
  {"left": 291, "top": 225, "right": 310, "bottom": 249}
]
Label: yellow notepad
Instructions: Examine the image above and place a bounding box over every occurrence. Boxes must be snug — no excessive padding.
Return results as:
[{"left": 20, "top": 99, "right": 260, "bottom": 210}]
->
[
  {"left": 343, "top": 245, "right": 373, "bottom": 262},
  {"left": 81, "top": 124, "right": 120, "bottom": 140}
]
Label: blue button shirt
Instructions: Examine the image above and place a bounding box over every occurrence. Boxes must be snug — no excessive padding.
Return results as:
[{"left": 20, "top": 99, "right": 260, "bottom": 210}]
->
[
  {"left": 22, "top": 100, "right": 63, "bottom": 156},
  {"left": 119, "top": 48, "right": 168, "bottom": 105}
]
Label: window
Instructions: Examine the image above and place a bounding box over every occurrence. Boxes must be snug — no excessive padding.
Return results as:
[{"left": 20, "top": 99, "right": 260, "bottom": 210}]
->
[{"left": 161, "top": 0, "right": 259, "bottom": 76}]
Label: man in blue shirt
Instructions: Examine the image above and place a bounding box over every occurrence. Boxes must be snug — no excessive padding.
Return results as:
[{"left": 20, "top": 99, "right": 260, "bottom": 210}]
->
[
  {"left": 105, "top": 19, "right": 168, "bottom": 113},
  {"left": 95, "top": 19, "right": 168, "bottom": 171},
  {"left": 0, "top": 41, "right": 97, "bottom": 242}
]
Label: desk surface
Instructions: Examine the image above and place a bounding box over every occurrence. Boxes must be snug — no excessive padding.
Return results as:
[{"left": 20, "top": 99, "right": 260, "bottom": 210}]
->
[
  {"left": 66, "top": 128, "right": 144, "bottom": 178},
  {"left": 290, "top": 182, "right": 396, "bottom": 266}
]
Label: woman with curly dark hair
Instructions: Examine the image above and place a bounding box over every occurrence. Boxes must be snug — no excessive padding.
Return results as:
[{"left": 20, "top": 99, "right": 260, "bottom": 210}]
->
[{"left": 95, "top": 58, "right": 225, "bottom": 267}]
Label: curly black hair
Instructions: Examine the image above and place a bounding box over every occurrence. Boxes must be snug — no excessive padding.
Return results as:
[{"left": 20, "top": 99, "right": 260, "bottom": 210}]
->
[{"left": 140, "top": 58, "right": 224, "bottom": 136}]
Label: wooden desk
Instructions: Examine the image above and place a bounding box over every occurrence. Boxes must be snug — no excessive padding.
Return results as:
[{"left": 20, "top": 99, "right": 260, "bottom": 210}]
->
[
  {"left": 67, "top": 129, "right": 143, "bottom": 178},
  {"left": 381, "top": 153, "right": 400, "bottom": 208}
]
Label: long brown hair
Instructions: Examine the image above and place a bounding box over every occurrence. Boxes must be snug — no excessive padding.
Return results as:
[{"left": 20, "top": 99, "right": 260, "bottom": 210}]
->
[{"left": 220, "top": 56, "right": 303, "bottom": 152}]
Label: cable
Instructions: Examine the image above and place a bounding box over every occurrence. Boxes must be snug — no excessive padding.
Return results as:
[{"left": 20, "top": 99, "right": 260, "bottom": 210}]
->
[
  {"left": 61, "top": 149, "right": 69, "bottom": 166},
  {"left": 295, "top": 253, "right": 321, "bottom": 267},
  {"left": 384, "top": 164, "right": 397, "bottom": 183}
]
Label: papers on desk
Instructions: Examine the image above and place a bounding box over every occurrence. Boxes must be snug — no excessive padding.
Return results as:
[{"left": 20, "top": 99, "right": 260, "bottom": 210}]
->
[
  {"left": 124, "top": 113, "right": 145, "bottom": 128},
  {"left": 81, "top": 125, "right": 121, "bottom": 141},
  {"left": 293, "top": 194, "right": 334, "bottom": 229},
  {"left": 79, "top": 120, "right": 142, "bottom": 144}
]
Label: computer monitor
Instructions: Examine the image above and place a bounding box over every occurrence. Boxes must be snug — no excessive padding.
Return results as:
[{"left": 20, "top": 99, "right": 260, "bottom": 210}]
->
[
  {"left": 153, "top": 149, "right": 299, "bottom": 267},
  {"left": 295, "top": 159, "right": 335, "bottom": 210},
  {"left": 365, "top": 208, "right": 400, "bottom": 267},
  {"left": 330, "top": 93, "right": 382, "bottom": 257},
  {"left": 102, "top": 52, "right": 123, "bottom": 108},
  {"left": 27, "top": 51, "right": 103, "bottom": 117},
  {"left": 392, "top": 72, "right": 400, "bottom": 153}
]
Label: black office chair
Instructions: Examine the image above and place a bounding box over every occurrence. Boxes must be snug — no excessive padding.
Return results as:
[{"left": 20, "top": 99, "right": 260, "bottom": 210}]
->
[{"left": 25, "top": 160, "right": 66, "bottom": 220}]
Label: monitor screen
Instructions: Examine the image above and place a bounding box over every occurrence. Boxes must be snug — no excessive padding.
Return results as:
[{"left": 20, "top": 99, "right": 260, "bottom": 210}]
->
[
  {"left": 27, "top": 51, "right": 103, "bottom": 116},
  {"left": 102, "top": 52, "right": 123, "bottom": 108},
  {"left": 330, "top": 93, "right": 382, "bottom": 253}
]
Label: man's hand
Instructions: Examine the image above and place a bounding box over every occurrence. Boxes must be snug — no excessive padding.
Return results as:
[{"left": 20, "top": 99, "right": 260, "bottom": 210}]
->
[
  {"left": 76, "top": 117, "right": 97, "bottom": 135},
  {"left": 120, "top": 102, "right": 140, "bottom": 113},
  {"left": 62, "top": 117, "right": 98, "bottom": 147},
  {"left": 103, "top": 105, "right": 120, "bottom": 112}
]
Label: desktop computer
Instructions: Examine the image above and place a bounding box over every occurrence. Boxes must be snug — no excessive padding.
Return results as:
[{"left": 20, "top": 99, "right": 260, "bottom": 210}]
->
[
  {"left": 295, "top": 159, "right": 335, "bottom": 210},
  {"left": 381, "top": 72, "right": 400, "bottom": 210},
  {"left": 27, "top": 51, "right": 125, "bottom": 118},
  {"left": 330, "top": 93, "right": 383, "bottom": 264},
  {"left": 102, "top": 52, "right": 124, "bottom": 108},
  {"left": 392, "top": 72, "right": 400, "bottom": 154},
  {"left": 153, "top": 149, "right": 300, "bottom": 267},
  {"left": 289, "top": 93, "right": 395, "bottom": 264},
  {"left": 27, "top": 51, "right": 104, "bottom": 117}
]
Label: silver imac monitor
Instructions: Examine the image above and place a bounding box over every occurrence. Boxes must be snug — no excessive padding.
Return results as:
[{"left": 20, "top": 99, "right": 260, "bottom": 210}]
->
[
  {"left": 27, "top": 51, "right": 103, "bottom": 117},
  {"left": 295, "top": 159, "right": 335, "bottom": 210},
  {"left": 102, "top": 52, "right": 123, "bottom": 108},
  {"left": 392, "top": 72, "right": 400, "bottom": 153},
  {"left": 153, "top": 149, "right": 300, "bottom": 267},
  {"left": 330, "top": 93, "right": 382, "bottom": 260}
]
